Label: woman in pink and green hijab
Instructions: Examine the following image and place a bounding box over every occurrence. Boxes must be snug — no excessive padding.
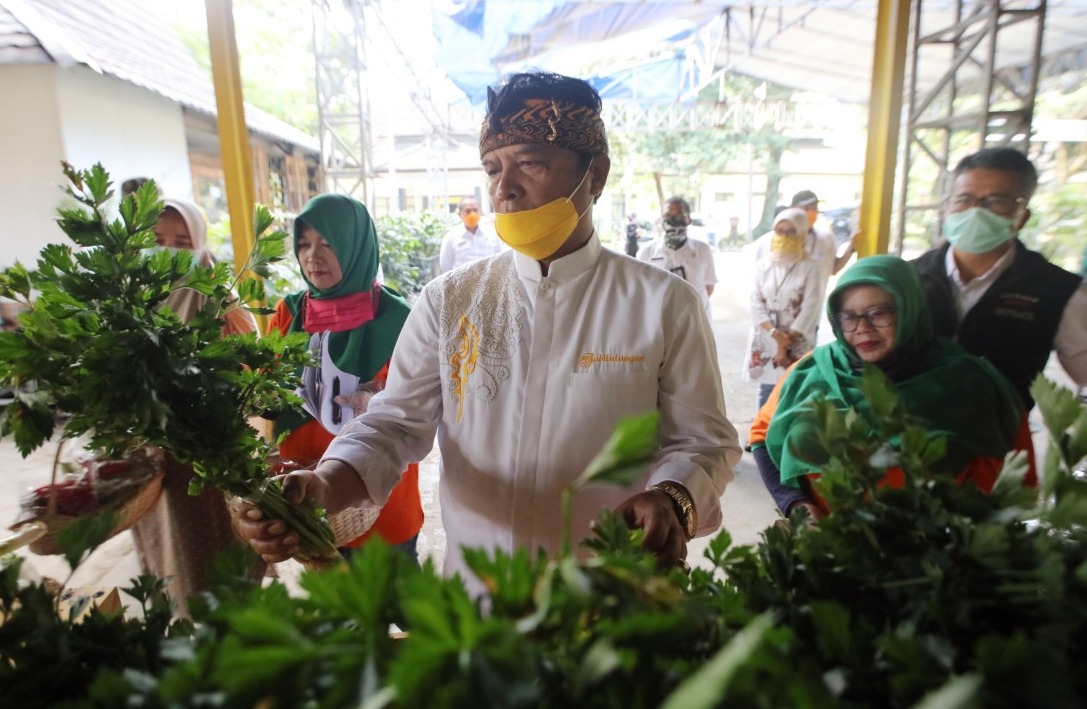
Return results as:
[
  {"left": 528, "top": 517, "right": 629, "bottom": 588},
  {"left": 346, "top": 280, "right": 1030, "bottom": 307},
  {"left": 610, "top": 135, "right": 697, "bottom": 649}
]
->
[
  {"left": 270, "top": 194, "right": 422, "bottom": 557},
  {"left": 281, "top": 194, "right": 409, "bottom": 385}
]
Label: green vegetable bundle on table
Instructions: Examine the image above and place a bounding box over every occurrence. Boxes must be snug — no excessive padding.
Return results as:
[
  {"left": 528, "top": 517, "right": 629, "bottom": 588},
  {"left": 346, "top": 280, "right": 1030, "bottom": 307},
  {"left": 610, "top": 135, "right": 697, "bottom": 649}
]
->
[{"left": 0, "top": 163, "right": 340, "bottom": 565}]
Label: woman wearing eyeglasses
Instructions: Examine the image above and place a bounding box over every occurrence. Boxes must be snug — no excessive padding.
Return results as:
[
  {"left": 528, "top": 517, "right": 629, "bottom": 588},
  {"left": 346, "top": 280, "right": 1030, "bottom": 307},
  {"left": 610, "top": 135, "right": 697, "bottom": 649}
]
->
[
  {"left": 268, "top": 194, "right": 423, "bottom": 561},
  {"left": 749, "top": 254, "right": 1035, "bottom": 520}
]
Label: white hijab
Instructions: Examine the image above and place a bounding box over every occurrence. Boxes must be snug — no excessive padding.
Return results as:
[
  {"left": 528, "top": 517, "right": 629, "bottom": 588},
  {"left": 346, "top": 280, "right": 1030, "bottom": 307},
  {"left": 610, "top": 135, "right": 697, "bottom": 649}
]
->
[
  {"left": 160, "top": 197, "right": 218, "bottom": 325},
  {"left": 161, "top": 197, "right": 215, "bottom": 268},
  {"left": 769, "top": 208, "right": 809, "bottom": 264}
]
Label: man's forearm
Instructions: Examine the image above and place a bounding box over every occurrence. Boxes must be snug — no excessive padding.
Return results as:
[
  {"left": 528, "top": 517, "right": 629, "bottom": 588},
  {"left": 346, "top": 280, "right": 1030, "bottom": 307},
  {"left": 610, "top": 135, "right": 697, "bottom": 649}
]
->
[{"left": 314, "top": 459, "right": 372, "bottom": 514}]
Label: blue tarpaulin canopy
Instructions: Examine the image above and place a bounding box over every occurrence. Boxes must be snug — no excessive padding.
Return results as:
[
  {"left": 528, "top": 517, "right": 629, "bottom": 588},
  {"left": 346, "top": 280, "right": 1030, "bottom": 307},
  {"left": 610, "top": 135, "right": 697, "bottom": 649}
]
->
[
  {"left": 432, "top": 1, "right": 1087, "bottom": 106},
  {"left": 433, "top": 1, "right": 721, "bottom": 104}
]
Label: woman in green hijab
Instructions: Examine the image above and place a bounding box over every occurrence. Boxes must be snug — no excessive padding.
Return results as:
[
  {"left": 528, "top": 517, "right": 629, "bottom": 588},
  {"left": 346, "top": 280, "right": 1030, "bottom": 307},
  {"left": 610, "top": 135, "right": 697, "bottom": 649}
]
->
[
  {"left": 751, "top": 254, "right": 1033, "bottom": 518},
  {"left": 269, "top": 194, "right": 423, "bottom": 558}
]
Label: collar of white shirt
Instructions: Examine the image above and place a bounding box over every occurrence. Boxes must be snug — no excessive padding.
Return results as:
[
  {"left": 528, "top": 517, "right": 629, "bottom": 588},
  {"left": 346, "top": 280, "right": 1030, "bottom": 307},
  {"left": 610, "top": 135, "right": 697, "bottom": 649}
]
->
[
  {"left": 513, "top": 231, "right": 601, "bottom": 282},
  {"left": 943, "top": 240, "right": 1017, "bottom": 291},
  {"left": 454, "top": 227, "right": 484, "bottom": 244}
]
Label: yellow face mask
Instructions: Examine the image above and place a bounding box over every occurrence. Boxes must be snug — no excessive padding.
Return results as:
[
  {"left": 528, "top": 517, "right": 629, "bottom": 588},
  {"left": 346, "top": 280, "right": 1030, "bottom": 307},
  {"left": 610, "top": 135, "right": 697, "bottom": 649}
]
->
[
  {"left": 494, "top": 160, "right": 594, "bottom": 260},
  {"left": 770, "top": 232, "right": 805, "bottom": 261}
]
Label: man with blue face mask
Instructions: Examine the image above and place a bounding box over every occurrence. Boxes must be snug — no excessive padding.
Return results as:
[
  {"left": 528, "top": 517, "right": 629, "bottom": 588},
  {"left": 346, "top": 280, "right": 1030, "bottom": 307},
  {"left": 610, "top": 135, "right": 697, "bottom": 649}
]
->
[
  {"left": 232, "top": 71, "right": 740, "bottom": 595},
  {"left": 913, "top": 147, "right": 1087, "bottom": 409}
]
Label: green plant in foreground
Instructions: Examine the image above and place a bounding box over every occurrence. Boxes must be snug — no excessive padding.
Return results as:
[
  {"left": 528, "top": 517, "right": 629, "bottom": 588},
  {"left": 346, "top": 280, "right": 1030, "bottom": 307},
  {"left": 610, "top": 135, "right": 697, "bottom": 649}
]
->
[
  {"left": 0, "top": 163, "right": 338, "bottom": 565},
  {"left": 2, "top": 363, "right": 1086, "bottom": 707},
  {"left": 719, "top": 370, "right": 1087, "bottom": 708}
]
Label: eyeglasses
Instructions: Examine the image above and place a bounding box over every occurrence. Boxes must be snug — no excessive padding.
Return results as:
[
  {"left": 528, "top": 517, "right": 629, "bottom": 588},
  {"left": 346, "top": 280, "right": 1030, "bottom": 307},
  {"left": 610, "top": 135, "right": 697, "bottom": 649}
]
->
[
  {"left": 943, "top": 194, "right": 1026, "bottom": 216},
  {"left": 833, "top": 305, "right": 897, "bottom": 333}
]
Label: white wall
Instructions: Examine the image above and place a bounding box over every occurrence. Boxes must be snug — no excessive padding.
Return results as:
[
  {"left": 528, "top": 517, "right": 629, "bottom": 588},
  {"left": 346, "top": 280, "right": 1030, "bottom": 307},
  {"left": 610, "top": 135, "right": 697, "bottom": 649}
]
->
[
  {"left": 55, "top": 66, "right": 192, "bottom": 201},
  {"left": 0, "top": 65, "right": 194, "bottom": 270},
  {"left": 0, "top": 65, "right": 67, "bottom": 270},
  {"left": 697, "top": 139, "right": 866, "bottom": 240}
]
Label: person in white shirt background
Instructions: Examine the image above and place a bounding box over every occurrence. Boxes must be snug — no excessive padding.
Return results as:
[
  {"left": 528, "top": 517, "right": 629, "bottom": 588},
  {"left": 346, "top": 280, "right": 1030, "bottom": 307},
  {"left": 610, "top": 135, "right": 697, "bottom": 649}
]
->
[
  {"left": 743, "top": 208, "right": 825, "bottom": 409},
  {"left": 751, "top": 190, "right": 859, "bottom": 311},
  {"left": 787, "top": 190, "right": 857, "bottom": 282},
  {"left": 636, "top": 196, "right": 718, "bottom": 321},
  {"left": 438, "top": 196, "right": 504, "bottom": 273},
  {"left": 233, "top": 70, "right": 740, "bottom": 595}
]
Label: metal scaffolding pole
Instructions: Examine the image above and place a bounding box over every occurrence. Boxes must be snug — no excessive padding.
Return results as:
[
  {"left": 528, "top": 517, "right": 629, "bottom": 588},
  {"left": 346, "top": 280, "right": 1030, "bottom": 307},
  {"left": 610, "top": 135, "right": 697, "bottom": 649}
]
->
[
  {"left": 312, "top": 0, "right": 373, "bottom": 205},
  {"left": 896, "top": 0, "right": 1047, "bottom": 253},
  {"left": 311, "top": 0, "right": 453, "bottom": 212}
]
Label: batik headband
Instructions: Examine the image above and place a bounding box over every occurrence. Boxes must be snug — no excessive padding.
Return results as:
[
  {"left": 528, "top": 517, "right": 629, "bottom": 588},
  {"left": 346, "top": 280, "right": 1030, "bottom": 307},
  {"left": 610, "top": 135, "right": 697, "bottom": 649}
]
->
[{"left": 479, "top": 98, "right": 609, "bottom": 157}]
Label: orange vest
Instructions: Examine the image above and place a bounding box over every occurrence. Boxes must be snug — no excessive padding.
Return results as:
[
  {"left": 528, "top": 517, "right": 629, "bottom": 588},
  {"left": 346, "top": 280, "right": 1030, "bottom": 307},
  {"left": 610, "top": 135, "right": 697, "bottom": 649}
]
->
[{"left": 271, "top": 301, "right": 423, "bottom": 546}]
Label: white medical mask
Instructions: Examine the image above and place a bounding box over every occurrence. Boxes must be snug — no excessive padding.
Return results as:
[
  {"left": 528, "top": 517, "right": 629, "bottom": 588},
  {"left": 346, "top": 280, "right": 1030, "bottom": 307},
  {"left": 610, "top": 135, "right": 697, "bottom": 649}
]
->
[{"left": 142, "top": 245, "right": 187, "bottom": 257}]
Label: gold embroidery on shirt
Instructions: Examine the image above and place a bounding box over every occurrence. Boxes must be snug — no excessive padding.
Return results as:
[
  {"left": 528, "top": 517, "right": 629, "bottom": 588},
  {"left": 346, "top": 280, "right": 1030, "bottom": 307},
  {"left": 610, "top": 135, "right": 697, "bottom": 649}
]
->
[
  {"left": 450, "top": 313, "right": 480, "bottom": 422},
  {"left": 577, "top": 352, "right": 647, "bottom": 369},
  {"left": 438, "top": 256, "right": 522, "bottom": 418}
]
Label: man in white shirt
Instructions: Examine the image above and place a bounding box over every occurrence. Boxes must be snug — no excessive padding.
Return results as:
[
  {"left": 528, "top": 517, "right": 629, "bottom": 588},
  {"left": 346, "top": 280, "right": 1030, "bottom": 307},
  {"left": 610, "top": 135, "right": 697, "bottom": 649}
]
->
[
  {"left": 637, "top": 196, "right": 718, "bottom": 319},
  {"left": 913, "top": 147, "right": 1087, "bottom": 409},
  {"left": 235, "top": 71, "right": 740, "bottom": 592},
  {"left": 438, "top": 197, "right": 503, "bottom": 273}
]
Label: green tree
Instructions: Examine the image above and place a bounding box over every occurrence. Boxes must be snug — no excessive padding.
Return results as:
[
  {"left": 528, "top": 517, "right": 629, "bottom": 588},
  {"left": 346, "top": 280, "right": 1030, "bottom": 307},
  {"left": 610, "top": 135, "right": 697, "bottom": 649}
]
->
[
  {"left": 376, "top": 210, "right": 449, "bottom": 298},
  {"left": 608, "top": 74, "right": 797, "bottom": 234},
  {"left": 1026, "top": 70, "right": 1087, "bottom": 272},
  {"left": 172, "top": 0, "right": 318, "bottom": 134}
]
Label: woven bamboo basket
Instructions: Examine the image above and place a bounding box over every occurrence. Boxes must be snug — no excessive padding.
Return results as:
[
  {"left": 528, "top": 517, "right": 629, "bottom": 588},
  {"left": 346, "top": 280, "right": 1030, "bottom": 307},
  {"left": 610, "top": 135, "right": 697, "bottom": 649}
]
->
[
  {"left": 295, "top": 507, "right": 381, "bottom": 571},
  {"left": 329, "top": 505, "right": 380, "bottom": 546},
  {"left": 12, "top": 443, "right": 165, "bottom": 556}
]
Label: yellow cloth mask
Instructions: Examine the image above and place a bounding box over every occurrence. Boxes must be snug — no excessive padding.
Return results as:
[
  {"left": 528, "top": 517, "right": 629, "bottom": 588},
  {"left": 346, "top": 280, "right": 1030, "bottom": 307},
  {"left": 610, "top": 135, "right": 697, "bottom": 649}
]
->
[
  {"left": 770, "top": 232, "right": 805, "bottom": 262},
  {"left": 494, "top": 160, "right": 594, "bottom": 260}
]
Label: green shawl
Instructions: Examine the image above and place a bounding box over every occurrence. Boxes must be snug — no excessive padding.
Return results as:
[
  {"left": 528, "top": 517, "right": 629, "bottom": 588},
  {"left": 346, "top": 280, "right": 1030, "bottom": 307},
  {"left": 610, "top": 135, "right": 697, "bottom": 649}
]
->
[
  {"left": 765, "top": 254, "right": 1021, "bottom": 485},
  {"left": 282, "top": 194, "right": 410, "bottom": 382}
]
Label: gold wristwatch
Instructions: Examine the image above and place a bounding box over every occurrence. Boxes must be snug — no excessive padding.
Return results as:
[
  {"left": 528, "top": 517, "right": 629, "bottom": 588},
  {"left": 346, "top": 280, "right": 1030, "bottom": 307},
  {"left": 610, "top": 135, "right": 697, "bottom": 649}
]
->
[{"left": 652, "top": 481, "right": 697, "bottom": 541}]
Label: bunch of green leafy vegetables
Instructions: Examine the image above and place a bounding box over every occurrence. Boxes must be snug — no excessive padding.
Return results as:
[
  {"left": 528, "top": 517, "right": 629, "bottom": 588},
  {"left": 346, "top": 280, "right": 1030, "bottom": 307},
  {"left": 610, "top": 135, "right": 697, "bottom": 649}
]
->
[
  {"left": 2, "top": 365, "right": 1086, "bottom": 708},
  {"left": 0, "top": 163, "right": 338, "bottom": 564},
  {"left": 721, "top": 371, "right": 1087, "bottom": 708}
]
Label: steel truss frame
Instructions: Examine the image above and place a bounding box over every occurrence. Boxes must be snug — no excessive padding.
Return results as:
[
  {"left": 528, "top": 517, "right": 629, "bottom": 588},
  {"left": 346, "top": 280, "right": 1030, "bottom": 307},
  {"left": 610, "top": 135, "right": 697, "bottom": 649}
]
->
[{"left": 897, "top": 0, "right": 1047, "bottom": 251}]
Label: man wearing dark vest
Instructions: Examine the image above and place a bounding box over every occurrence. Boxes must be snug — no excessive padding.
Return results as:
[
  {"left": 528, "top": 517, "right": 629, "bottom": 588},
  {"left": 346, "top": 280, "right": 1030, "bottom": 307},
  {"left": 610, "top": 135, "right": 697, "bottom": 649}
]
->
[{"left": 913, "top": 147, "right": 1087, "bottom": 409}]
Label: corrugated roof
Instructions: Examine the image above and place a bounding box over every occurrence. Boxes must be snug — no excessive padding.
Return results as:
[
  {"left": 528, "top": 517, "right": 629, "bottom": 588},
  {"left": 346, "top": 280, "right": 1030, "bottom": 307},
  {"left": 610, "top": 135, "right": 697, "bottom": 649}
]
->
[
  {"left": 0, "top": 0, "right": 317, "bottom": 151},
  {"left": 0, "top": 3, "right": 50, "bottom": 64}
]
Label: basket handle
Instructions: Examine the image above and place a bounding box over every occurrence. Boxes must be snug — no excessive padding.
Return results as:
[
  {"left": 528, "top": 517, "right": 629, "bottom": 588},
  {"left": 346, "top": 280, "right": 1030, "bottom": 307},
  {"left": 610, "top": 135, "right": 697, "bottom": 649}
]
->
[
  {"left": 44, "top": 436, "right": 67, "bottom": 519},
  {"left": 0, "top": 521, "right": 49, "bottom": 555}
]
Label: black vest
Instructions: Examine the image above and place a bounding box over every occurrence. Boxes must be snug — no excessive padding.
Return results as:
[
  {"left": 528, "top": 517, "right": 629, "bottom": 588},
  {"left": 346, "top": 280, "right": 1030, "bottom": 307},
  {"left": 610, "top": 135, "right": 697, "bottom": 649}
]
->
[{"left": 913, "top": 241, "right": 1081, "bottom": 409}]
